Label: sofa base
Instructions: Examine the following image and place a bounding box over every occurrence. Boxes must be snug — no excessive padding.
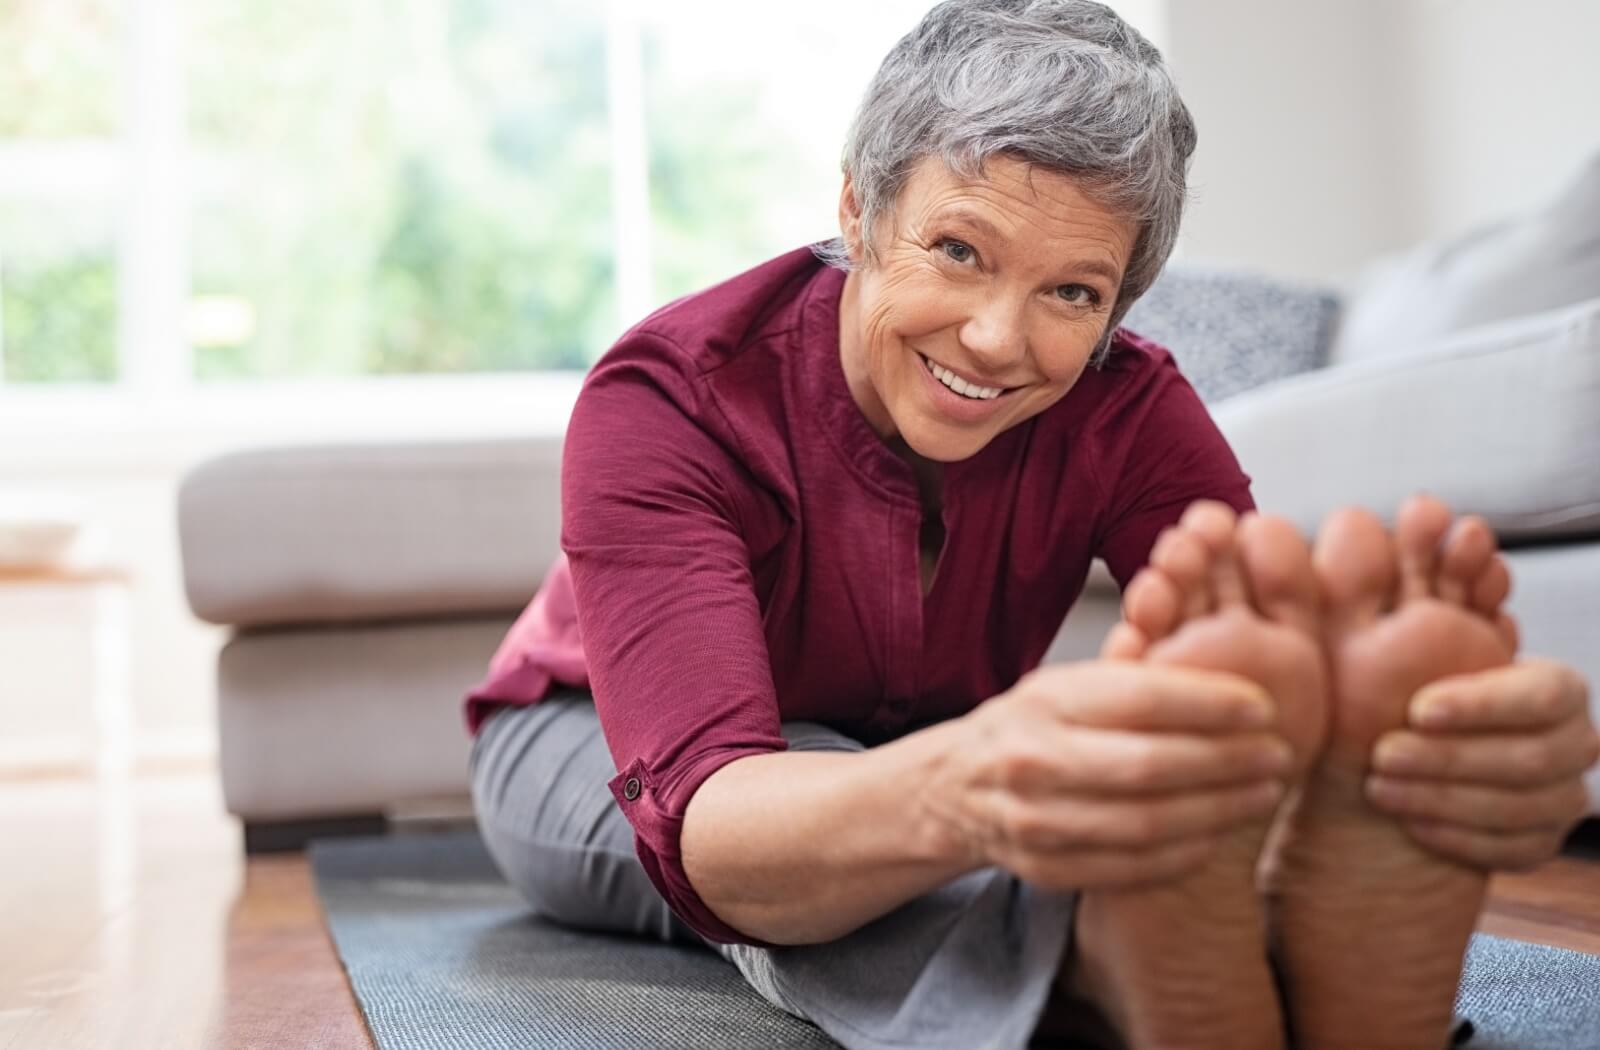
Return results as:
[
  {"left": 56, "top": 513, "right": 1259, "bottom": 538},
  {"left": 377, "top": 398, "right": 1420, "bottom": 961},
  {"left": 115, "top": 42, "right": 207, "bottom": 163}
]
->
[{"left": 244, "top": 814, "right": 389, "bottom": 854}]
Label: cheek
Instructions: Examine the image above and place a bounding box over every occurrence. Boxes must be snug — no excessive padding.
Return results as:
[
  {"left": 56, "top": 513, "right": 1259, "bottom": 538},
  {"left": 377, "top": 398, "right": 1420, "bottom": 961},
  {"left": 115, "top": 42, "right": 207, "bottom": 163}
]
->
[
  {"left": 863, "top": 284, "right": 946, "bottom": 365},
  {"left": 1032, "top": 318, "right": 1106, "bottom": 381}
]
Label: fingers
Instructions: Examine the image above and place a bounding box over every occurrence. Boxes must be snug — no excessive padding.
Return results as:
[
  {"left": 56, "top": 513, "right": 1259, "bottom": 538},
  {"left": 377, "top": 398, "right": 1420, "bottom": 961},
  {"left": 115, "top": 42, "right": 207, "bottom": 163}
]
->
[
  {"left": 1371, "top": 713, "right": 1600, "bottom": 787},
  {"left": 1408, "top": 659, "right": 1590, "bottom": 731},
  {"left": 1004, "top": 836, "right": 1221, "bottom": 892},
  {"left": 1022, "top": 661, "right": 1274, "bottom": 733},
  {"left": 989, "top": 780, "right": 1284, "bottom": 853},
  {"left": 1365, "top": 774, "right": 1592, "bottom": 835},
  {"left": 993, "top": 724, "right": 1294, "bottom": 795},
  {"left": 1399, "top": 821, "right": 1572, "bottom": 873}
]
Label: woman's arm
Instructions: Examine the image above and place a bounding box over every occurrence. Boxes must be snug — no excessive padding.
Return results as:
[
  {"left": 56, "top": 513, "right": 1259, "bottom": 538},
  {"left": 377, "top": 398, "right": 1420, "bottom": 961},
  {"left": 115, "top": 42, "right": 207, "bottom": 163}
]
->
[
  {"left": 681, "top": 717, "right": 975, "bottom": 946},
  {"left": 682, "top": 661, "right": 1295, "bottom": 946}
]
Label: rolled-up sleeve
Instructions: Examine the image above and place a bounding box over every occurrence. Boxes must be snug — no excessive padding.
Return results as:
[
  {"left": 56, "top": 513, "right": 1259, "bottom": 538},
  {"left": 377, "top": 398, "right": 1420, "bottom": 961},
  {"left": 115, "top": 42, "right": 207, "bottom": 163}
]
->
[{"left": 562, "top": 334, "right": 788, "bottom": 947}]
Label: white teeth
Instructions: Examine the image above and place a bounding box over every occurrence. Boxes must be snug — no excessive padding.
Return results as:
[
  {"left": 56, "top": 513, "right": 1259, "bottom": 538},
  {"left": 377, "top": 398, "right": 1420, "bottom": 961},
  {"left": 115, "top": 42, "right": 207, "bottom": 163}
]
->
[{"left": 921, "top": 355, "right": 1003, "bottom": 400}]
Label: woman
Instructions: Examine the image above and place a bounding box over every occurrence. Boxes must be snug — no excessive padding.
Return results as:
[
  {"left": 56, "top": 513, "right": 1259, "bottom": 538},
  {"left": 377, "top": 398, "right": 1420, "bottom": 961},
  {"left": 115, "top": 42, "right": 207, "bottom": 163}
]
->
[{"left": 466, "top": 3, "right": 1598, "bottom": 1047}]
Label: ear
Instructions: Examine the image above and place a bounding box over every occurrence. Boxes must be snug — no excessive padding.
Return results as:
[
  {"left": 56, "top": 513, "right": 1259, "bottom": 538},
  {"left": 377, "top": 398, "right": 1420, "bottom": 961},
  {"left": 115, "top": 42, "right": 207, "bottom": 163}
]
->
[{"left": 837, "top": 174, "right": 865, "bottom": 264}]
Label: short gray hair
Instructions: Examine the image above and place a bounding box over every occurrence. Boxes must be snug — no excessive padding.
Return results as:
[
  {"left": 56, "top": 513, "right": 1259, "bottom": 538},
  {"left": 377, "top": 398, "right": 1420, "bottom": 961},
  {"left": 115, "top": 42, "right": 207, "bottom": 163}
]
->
[{"left": 815, "top": 0, "right": 1196, "bottom": 362}]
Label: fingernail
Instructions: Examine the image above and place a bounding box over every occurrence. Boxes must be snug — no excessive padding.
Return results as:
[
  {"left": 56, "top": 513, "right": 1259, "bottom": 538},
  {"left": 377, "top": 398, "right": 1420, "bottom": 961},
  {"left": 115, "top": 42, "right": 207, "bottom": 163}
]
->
[
  {"left": 1260, "top": 741, "right": 1295, "bottom": 774},
  {"left": 1373, "top": 738, "right": 1422, "bottom": 773},
  {"left": 1243, "top": 694, "right": 1276, "bottom": 728},
  {"left": 1412, "top": 699, "right": 1452, "bottom": 728},
  {"left": 1365, "top": 776, "right": 1402, "bottom": 805}
]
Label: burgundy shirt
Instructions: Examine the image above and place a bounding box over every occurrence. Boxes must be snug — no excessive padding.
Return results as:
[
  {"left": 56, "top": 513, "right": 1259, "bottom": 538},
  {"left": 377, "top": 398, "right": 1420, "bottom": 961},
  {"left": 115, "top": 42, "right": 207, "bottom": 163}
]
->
[{"left": 464, "top": 246, "right": 1254, "bottom": 947}]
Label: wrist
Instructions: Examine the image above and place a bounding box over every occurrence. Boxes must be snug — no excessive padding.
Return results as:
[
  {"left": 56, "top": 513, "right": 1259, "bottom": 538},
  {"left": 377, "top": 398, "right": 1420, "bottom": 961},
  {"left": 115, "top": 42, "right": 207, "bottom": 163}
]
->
[{"left": 880, "top": 713, "right": 991, "bottom": 878}]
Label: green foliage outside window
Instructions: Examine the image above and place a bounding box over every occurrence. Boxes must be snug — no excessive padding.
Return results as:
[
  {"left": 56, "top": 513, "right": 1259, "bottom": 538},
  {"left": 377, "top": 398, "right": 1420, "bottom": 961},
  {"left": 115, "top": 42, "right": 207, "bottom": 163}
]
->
[
  {"left": 0, "top": 0, "right": 121, "bottom": 138},
  {"left": 188, "top": 0, "right": 617, "bottom": 379},
  {"left": 0, "top": 0, "right": 844, "bottom": 385},
  {"left": 0, "top": 255, "right": 116, "bottom": 383}
]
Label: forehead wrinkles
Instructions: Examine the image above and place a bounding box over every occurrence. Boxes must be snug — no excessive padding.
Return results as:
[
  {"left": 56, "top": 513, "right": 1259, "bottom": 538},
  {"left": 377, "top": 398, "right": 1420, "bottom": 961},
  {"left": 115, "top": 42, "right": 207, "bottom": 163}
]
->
[{"left": 909, "top": 169, "right": 1135, "bottom": 271}]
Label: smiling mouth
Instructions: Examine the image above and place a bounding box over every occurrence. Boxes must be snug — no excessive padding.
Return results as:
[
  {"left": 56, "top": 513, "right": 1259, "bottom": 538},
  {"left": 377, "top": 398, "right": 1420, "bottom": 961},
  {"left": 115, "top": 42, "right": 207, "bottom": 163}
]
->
[{"left": 918, "top": 353, "right": 1014, "bottom": 401}]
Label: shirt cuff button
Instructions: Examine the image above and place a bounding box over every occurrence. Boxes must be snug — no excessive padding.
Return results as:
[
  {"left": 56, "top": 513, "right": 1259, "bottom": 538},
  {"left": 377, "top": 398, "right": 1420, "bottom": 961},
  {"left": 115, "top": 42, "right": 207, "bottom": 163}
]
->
[{"left": 623, "top": 776, "right": 642, "bottom": 801}]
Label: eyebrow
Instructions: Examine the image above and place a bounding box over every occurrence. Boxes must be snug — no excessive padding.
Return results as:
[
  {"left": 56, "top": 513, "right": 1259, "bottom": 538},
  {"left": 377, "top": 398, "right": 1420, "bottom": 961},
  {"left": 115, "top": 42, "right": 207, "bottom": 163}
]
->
[{"left": 940, "top": 209, "right": 1125, "bottom": 286}]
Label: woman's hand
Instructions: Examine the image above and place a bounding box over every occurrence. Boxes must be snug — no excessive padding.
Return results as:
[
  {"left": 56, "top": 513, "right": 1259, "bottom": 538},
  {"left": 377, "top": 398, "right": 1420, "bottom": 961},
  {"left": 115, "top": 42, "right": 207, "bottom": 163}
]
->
[
  {"left": 1364, "top": 658, "right": 1599, "bottom": 870},
  {"left": 924, "top": 660, "right": 1296, "bottom": 893}
]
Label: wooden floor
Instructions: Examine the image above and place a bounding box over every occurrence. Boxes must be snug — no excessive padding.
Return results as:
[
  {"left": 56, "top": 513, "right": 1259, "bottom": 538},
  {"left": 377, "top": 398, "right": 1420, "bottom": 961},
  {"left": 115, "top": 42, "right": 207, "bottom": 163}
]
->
[
  {"left": 0, "top": 772, "right": 373, "bottom": 1050},
  {"left": 1, "top": 771, "right": 1597, "bottom": 1050}
]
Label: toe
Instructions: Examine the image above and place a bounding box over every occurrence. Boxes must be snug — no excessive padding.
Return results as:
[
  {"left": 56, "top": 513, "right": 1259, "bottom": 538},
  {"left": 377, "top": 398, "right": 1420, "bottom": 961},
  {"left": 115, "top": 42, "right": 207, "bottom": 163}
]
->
[
  {"left": 1151, "top": 525, "right": 1213, "bottom": 620},
  {"left": 1124, "top": 568, "right": 1183, "bottom": 644},
  {"left": 1438, "top": 515, "right": 1496, "bottom": 606},
  {"left": 1182, "top": 501, "right": 1250, "bottom": 609},
  {"left": 1471, "top": 555, "right": 1512, "bottom": 616},
  {"left": 1312, "top": 507, "right": 1397, "bottom": 633},
  {"left": 1395, "top": 495, "right": 1451, "bottom": 602},
  {"left": 1494, "top": 611, "right": 1521, "bottom": 655},
  {"left": 1237, "top": 513, "right": 1320, "bottom": 637},
  {"left": 1101, "top": 621, "right": 1149, "bottom": 661}
]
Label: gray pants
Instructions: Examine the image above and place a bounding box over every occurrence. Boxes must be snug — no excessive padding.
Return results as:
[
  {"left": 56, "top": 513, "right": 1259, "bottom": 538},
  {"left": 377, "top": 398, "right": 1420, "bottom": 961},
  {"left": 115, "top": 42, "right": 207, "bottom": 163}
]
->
[{"left": 469, "top": 691, "right": 1078, "bottom": 1050}]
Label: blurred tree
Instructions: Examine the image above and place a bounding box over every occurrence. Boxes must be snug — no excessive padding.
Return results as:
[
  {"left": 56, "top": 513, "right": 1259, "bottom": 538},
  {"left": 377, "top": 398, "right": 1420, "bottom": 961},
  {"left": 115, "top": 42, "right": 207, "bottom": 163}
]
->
[
  {"left": 0, "top": 256, "right": 116, "bottom": 382},
  {"left": 0, "top": 0, "right": 121, "bottom": 384},
  {"left": 642, "top": 29, "right": 821, "bottom": 304},
  {"left": 0, "top": 0, "right": 121, "bottom": 138},
  {"left": 188, "top": 0, "right": 615, "bottom": 379},
  {"left": 0, "top": 0, "right": 857, "bottom": 386}
]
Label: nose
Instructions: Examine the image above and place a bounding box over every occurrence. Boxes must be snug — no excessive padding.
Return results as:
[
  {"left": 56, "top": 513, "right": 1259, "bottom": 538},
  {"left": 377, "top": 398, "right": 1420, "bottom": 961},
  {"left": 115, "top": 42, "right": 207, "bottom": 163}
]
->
[{"left": 957, "top": 291, "right": 1028, "bottom": 373}]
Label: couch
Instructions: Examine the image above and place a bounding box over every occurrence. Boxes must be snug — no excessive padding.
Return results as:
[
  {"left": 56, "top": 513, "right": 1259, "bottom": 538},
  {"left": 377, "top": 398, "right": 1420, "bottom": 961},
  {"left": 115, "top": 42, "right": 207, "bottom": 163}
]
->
[{"left": 178, "top": 163, "right": 1600, "bottom": 849}]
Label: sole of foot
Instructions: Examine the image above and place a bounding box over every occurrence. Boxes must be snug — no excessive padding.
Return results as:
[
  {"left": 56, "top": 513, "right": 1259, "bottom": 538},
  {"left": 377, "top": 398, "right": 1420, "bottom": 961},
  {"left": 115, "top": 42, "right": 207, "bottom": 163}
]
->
[
  {"left": 1067, "top": 502, "right": 1328, "bottom": 1050},
  {"left": 1267, "top": 496, "right": 1516, "bottom": 1050}
]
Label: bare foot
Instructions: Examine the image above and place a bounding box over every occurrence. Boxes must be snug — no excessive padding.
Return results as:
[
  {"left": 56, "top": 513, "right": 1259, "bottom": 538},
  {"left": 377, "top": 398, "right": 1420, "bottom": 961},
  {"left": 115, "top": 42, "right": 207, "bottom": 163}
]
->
[
  {"left": 1266, "top": 497, "right": 1516, "bottom": 1050},
  {"left": 1064, "top": 502, "right": 1327, "bottom": 1050}
]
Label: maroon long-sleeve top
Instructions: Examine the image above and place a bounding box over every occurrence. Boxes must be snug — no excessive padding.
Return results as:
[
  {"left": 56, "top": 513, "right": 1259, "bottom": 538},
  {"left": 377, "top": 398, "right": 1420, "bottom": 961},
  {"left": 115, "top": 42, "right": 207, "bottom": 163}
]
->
[{"left": 464, "top": 246, "right": 1254, "bottom": 947}]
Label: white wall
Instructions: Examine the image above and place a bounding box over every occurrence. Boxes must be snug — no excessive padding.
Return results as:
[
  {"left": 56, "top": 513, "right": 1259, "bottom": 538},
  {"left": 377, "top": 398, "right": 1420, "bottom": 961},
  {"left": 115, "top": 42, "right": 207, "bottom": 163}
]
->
[
  {"left": 1162, "top": 0, "right": 1415, "bottom": 283},
  {"left": 1397, "top": 0, "right": 1600, "bottom": 239},
  {"left": 1163, "top": 0, "right": 1600, "bottom": 286}
]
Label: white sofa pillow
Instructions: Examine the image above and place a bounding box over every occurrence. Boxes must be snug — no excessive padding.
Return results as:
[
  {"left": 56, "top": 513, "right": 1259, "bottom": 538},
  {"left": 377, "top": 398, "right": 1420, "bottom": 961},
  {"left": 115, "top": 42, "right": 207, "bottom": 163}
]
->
[
  {"left": 1334, "top": 151, "right": 1600, "bottom": 366},
  {"left": 1217, "top": 296, "right": 1600, "bottom": 542}
]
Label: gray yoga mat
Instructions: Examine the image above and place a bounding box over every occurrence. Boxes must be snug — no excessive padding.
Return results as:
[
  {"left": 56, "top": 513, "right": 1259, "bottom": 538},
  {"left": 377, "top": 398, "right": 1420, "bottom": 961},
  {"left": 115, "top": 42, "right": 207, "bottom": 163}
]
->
[{"left": 310, "top": 829, "right": 1600, "bottom": 1050}]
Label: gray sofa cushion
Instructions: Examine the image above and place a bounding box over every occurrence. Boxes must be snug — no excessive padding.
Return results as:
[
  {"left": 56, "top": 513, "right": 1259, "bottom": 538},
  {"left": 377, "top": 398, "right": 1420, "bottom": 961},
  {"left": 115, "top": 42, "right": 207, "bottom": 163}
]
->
[
  {"left": 1122, "top": 267, "right": 1340, "bottom": 403},
  {"left": 217, "top": 616, "right": 512, "bottom": 818},
  {"left": 1335, "top": 150, "right": 1600, "bottom": 365},
  {"left": 1215, "top": 296, "right": 1600, "bottom": 543},
  {"left": 179, "top": 437, "right": 562, "bottom": 628}
]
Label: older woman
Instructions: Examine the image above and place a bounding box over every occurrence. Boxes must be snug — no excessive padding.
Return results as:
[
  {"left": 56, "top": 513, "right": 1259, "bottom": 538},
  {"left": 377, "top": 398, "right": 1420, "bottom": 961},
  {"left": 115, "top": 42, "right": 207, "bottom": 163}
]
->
[{"left": 465, "top": 2, "right": 1598, "bottom": 1048}]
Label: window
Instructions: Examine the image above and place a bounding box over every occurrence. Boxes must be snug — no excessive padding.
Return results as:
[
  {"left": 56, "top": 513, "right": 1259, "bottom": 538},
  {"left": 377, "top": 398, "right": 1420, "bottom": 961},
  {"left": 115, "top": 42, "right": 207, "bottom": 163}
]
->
[
  {"left": 0, "top": 0, "right": 123, "bottom": 385},
  {"left": 0, "top": 0, "right": 937, "bottom": 396}
]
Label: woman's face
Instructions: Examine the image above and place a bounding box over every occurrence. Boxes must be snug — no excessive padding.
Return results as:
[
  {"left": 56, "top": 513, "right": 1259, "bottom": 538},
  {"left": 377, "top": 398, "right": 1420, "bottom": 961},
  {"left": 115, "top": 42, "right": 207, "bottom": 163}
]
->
[{"left": 837, "top": 154, "right": 1139, "bottom": 464}]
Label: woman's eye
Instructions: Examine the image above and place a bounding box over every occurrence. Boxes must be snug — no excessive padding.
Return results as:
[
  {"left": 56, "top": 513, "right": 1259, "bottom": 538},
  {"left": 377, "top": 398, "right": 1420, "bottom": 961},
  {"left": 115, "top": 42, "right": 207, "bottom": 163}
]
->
[
  {"left": 1056, "top": 284, "right": 1101, "bottom": 306},
  {"left": 938, "top": 239, "right": 976, "bottom": 264}
]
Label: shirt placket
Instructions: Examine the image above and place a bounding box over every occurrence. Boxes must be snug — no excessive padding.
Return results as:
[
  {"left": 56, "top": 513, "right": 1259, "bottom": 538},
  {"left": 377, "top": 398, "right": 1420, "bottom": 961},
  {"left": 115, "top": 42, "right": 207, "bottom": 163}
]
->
[{"left": 879, "top": 500, "right": 922, "bottom": 731}]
